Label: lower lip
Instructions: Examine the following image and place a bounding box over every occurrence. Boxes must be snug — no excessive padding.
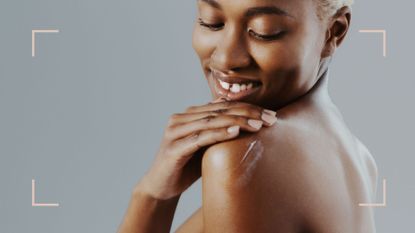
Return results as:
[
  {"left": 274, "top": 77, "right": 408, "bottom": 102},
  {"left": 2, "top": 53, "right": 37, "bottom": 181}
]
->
[{"left": 211, "top": 74, "right": 261, "bottom": 101}]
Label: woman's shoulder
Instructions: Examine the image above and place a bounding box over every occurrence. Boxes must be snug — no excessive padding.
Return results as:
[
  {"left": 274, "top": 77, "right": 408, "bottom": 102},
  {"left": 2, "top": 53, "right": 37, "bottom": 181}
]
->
[
  {"left": 200, "top": 116, "right": 350, "bottom": 231},
  {"left": 200, "top": 109, "right": 376, "bottom": 231},
  {"left": 201, "top": 104, "right": 365, "bottom": 182},
  {"left": 202, "top": 109, "right": 327, "bottom": 161},
  {"left": 201, "top": 116, "right": 321, "bottom": 186},
  {"left": 200, "top": 100, "right": 344, "bottom": 170}
]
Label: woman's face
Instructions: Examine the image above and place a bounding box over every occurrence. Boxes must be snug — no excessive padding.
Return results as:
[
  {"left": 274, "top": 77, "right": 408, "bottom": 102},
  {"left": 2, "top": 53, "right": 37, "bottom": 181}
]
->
[{"left": 192, "top": 0, "right": 329, "bottom": 110}]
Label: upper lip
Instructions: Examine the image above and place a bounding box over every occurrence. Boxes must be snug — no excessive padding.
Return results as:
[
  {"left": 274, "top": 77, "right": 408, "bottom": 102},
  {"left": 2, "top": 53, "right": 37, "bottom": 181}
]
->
[{"left": 210, "top": 68, "right": 261, "bottom": 85}]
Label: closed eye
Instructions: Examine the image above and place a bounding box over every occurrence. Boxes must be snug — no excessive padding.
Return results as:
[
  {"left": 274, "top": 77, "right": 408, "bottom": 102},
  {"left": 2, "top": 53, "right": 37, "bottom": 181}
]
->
[
  {"left": 198, "top": 18, "right": 285, "bottom": 42},
  {"left": 248, "top": 29, "right": 285, "bottom": 41},
  {"left": 198, "top": 18, "right": 224, "bottom": 31}
]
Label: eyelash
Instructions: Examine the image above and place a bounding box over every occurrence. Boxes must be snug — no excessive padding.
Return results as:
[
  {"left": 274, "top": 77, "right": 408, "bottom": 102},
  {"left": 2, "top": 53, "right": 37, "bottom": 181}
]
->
[
  {"left": 197, "top": 18, "right": 284, "bottom": 41},
  {"left": 248, "top": 29, "right": 284, "bottom": 41},
  {"left": 197, "top": 18, "right": 224, "bottom": 31}
]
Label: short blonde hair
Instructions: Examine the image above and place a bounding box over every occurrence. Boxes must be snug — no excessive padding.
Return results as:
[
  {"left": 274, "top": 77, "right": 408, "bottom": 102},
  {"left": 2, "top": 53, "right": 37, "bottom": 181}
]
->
[{"left": 316, "top": 0, "right": 354, "bottom": 19}]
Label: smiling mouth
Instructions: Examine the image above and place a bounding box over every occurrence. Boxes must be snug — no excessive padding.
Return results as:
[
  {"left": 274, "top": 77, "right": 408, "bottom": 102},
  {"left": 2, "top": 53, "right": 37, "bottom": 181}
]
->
[{"left": 210, "top": 69, "right": 262, "bottom": 101}]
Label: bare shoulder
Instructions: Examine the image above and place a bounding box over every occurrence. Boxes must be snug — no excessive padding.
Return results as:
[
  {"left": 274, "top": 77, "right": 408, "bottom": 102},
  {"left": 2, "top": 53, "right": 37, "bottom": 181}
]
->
[
  {"left": 200, "top": 117, "right": 338, "bottom": 232},
  {"left": 201, "top": 114, "right": 337, "bottom": 186},
  {"left": 201, "top": 120, "right": 314, "bottom": 184},
  {"left": 201, "top": 109, "right": 377, "bottom": 232}
]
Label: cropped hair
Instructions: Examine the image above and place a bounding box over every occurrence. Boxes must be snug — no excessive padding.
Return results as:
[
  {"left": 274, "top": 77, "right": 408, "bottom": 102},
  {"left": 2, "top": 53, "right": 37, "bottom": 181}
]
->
[{"left": 316, "top": 0, "right": 354, "bottom": 19}]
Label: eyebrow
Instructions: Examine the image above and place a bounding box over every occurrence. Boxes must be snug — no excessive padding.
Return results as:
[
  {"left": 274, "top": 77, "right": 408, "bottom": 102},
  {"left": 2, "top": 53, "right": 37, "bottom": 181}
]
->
[
  {"left": 199, "top": 0, "right": 221, "bottom": 9},
  {"left": 245, "top": 6, "right": 293, "bottom": 18},
  {"left": 199, "top": 0, "right": 294, "bottom": 18}
]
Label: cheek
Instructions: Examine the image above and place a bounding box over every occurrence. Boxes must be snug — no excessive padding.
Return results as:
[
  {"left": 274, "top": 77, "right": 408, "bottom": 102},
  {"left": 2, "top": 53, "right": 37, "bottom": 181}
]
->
[
  {"left": 250, "top": 29, "right": 323, "bottom": 87},
  {"left": 250, "top": 40, "right": 303, "bottom": 77},
  {"left": 192, "top": 26, "right": 219, "bottom": 63}
]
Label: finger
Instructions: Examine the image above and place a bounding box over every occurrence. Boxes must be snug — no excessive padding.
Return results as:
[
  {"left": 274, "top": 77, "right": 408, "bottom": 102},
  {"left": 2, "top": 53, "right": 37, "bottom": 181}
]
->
[
  {"left": 169, "top": 114, "right": 264, "bottom": 140},
  {"left": 185, "top": 100, "right": 263, "bottom": 114},
  {"left": 171, "top": 126, "right": 241, "bottom": 159},
  {"left": 170, "top": 106, "right": 277, "bottom": 127}
]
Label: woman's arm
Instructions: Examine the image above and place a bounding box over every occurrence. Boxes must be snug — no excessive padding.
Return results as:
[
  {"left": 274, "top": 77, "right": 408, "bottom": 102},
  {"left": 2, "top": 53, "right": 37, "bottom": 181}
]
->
[
  {"left": 117, "top": 98, "right": 278, "bottom": 233},
  {"left": 200, "top": 137, "right": 308, "bottom": 232},
  {"left": 117, "top": 183, "right": 180, "bottom": 233}
]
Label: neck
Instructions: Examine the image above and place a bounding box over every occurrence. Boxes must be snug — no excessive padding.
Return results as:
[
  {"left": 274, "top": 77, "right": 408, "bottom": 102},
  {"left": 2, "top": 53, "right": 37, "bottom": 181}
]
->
[
  {"left": 304, "top": 56, "right": 332, "bottom": 103},
  {"left": 307, "top": 67, "right": 331, "bottom": 104},
  {"left": 276, "top": 62, "right": 334, "bottom": 117}
]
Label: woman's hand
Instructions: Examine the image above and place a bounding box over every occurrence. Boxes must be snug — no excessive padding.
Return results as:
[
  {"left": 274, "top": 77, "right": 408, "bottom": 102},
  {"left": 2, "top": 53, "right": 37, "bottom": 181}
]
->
[{"left": 136, "top": 98, "right": 278, "bottom": 200}]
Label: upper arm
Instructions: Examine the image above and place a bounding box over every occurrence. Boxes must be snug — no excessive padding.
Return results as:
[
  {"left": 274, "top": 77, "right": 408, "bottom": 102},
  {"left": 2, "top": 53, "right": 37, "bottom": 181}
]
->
[
  {"left": 200, "top": 138, "right": 309, "bottom": 233},
  {"left": 200, "top": 134, "right": 354, "bottom": 233}
]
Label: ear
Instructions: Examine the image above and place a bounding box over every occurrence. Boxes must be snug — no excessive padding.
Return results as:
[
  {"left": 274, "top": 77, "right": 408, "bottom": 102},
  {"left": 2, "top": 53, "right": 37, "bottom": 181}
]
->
[{"left": 321, "top": 6, "right": 351, "bottom": 58}]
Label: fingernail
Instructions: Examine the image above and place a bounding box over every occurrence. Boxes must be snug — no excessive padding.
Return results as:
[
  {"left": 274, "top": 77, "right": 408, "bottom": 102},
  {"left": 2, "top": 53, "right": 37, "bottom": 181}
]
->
[
  {"left": 227, "top": 125, "right": 240, "bottom": 134},
  {"left": 261, "top": 112, "right": 278, "bottom": 126},
  {"left": 263, "top": 109, "right": 277, "bottom": 116},
  {"left": 248, "top": 119, "right": 263, "bottom": 129}
]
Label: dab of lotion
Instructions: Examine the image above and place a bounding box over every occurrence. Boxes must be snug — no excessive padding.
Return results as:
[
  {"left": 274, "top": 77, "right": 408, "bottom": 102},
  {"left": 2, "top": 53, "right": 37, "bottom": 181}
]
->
[{"left": 235, "top": 140, "right": 264, "bottom": 187}]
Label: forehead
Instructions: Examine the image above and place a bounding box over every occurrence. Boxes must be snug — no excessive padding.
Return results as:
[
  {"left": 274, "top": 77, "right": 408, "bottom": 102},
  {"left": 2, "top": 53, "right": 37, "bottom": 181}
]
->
[{"left": 197, "top": 0, "right": 316, "bottom": 19}]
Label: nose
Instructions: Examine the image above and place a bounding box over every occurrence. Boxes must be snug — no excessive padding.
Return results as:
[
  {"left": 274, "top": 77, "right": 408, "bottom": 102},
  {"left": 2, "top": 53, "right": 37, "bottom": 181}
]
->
[{"left": 211, "top": 26, "right": 251, "bottom": 72}]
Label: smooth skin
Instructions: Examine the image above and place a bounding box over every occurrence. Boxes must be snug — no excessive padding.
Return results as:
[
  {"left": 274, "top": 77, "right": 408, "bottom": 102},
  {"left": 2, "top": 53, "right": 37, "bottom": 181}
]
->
[
  {"left": 118, "top": 99, "right": 278, "bottom": 232},
  {"left": 118, "top": 0, "right": 378, "bottom": 232}
]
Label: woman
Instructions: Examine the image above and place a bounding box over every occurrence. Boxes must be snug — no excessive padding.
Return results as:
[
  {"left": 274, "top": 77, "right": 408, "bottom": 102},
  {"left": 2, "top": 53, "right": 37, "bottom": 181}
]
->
[{"left": 118, "top": 0, "right": 378, "bottom": 232}]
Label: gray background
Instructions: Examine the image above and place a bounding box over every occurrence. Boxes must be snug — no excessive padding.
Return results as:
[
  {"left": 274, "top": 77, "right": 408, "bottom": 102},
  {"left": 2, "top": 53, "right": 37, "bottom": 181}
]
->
[{"left": 0, "top": 0, "right": 413, "bottom": 232}]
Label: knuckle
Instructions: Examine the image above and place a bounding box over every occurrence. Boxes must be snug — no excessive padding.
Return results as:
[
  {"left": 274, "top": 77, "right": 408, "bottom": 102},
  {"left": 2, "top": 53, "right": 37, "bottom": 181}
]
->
[
  {"left": 238, "top": 108, "right": 252, "bottom": 116},
  {"left": 188, "top": 131, "right": 201, "bottom": 142},
  {"left": 201, "top": 115, "right": 215, "bottom": 123},
  {"left": 226, "top": 115, "right": 244, "bottom": 125},
  {"left": 185, "top": 105, "right": 196, "bottom": 112},
  {"left": 241, "top": 105, "right": 262, "bottom": 117},
  {"left": 212, "top": 108, "right": 228, "bottom": 114},
  {"left": 163, "top": 129, "right": 174, "bottom": 140},
  {"left": 167, "top": 114, "right": 180, "bottom": 126}
]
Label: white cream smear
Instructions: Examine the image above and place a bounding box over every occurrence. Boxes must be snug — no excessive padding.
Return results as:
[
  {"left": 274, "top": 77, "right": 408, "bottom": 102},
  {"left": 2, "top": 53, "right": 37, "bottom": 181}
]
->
[{"left": 234, "top": 140, "right": 264, "bottom": 187}]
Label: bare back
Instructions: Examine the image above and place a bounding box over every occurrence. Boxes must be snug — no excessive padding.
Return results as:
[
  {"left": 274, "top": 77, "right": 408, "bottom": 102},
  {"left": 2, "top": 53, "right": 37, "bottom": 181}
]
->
[{"left": 251, "top": 98, "right": 378, "bottom": 232}]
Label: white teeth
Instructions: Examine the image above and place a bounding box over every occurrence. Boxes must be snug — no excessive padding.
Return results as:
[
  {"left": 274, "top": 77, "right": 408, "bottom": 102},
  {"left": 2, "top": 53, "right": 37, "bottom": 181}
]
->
[
  {"left": 230, "top": 83, "right": 241, "bottom": 93},
  {"left": 247, "top": 83, "right": 253, "bottom": 90},
  {"left": 219, "top": 80, "right": 230, "bottom": 90},
  {"left": 218, "top": 79, "right": 256, "bottom": 93},
  {"left": 240, "top": 84, "right": 247, "bottom": 91}
]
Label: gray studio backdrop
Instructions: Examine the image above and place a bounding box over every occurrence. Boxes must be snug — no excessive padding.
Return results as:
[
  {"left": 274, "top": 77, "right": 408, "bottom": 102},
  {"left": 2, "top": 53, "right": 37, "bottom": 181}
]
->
[{"left": 0, "top": 0, "right": 413, "bottom": 232}]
